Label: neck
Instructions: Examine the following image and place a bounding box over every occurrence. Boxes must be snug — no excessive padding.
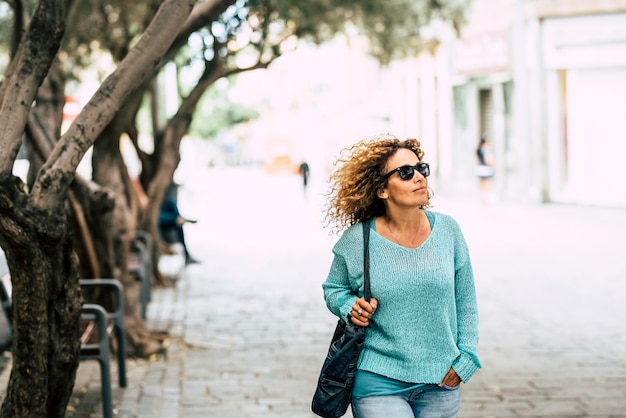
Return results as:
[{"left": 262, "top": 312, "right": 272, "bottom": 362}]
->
[
  {"left": 385, "top": 208, "right": 423, "bottom": 229},
  {"left": 385, "top": 210, "right": 423, "bottom": 247}
]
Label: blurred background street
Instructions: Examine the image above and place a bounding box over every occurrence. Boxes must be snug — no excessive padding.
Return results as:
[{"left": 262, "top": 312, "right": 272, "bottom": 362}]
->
[{"left": 58, "top": 166, "right": 626, "bottom": 417}]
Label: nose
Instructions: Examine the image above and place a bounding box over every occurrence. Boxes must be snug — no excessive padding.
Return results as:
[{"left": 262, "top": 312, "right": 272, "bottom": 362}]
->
[{"left": 412, "top": 167, "right": 425, "bottom": 181}]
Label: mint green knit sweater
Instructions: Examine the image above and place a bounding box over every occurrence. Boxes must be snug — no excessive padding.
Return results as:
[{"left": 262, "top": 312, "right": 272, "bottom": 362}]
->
[{"left": 322, "top": 212, "right": 481, "bottom": 384}]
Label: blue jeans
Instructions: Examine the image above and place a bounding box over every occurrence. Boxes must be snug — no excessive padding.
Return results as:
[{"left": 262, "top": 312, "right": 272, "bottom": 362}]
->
[{"left": 351, "top": 384, "right": 461, "bottom": 418}]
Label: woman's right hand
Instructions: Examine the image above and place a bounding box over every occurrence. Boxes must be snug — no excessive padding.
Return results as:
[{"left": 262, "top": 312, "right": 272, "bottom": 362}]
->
[{"left": 351, "top": 297, "right": 378, "bottom": 326}]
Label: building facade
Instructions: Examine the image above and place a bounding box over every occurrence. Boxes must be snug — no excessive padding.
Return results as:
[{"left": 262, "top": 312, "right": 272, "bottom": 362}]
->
[{"left": 389, "top": 0, "right": 626, "bottom": 207}]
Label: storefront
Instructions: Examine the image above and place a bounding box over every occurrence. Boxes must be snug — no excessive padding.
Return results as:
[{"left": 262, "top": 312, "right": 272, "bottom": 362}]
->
[{"left": 542, "top": 13, "right": 626, "bottom": 207}]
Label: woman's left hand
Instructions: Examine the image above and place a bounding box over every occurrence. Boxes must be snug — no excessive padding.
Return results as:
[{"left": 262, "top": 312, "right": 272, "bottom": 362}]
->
[{"left": 439, "top": 368, "right": 461, "bottom": 388}]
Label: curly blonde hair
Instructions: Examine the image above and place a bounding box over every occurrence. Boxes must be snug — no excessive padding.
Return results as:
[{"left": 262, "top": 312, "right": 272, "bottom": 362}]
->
[{"left": 324, "top": 135, "right": 430, "bottom": 234}]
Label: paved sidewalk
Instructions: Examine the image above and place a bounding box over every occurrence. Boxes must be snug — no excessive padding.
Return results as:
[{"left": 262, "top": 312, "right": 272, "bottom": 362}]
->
[{"left": 1, "top": 167, "right": 625, "bottom": 417}]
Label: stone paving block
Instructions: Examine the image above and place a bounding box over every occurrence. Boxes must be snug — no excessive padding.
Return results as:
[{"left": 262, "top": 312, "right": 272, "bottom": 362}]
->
[
  {"left": 580, "top": 397, "right": 626, "bottom": 415},
  {"left": 135, "top": 399, "right": 162, "bottom": 417}
]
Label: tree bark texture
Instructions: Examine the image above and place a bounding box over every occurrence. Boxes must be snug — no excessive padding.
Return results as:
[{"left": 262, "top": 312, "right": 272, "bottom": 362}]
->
[{"left": 0, "top": 174, "right": 83, "bottom": 418}]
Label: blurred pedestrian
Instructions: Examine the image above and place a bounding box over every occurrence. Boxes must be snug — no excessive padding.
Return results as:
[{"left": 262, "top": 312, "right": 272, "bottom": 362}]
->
[
  {"left": 298, "top": 161, "right": 310, "bottom": 195},
  {"left": 475, "top": 134, "right": 495, "bottom": 206},
  {"left": 158, "top": 183, "right": 200, "bottom": 265},
  {"left": 322, "top": 135, "right": 481, "bottom": 418}
]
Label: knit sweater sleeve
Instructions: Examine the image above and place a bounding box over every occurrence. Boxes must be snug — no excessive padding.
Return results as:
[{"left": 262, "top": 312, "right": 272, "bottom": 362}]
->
[
  {"left": 449, "top": 219, "right": 482, "bottom": 382},
  {"left": 322, "top": 223, "right": 364, "bottom": 322}
]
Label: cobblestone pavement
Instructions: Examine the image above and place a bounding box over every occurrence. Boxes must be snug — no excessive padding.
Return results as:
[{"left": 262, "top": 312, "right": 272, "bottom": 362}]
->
[{"left": 1, "top": 167, "right": 625, "bottom": 417}]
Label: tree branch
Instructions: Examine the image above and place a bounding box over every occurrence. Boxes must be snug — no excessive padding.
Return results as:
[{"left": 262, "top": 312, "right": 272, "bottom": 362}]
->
[
  {"left": 0, "top": 0, "right": 65, "bottom": 176},
  {"left": 29, "top": 0, "right": 198, "bottom": 207},
  {"left": 171, "top": 0, "right": 235, "bottom": 52}
]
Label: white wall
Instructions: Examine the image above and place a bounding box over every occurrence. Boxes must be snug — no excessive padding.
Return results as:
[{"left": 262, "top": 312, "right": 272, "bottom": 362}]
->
[{"left": 542, "top": 13, "right": 626, "bottom": 207}]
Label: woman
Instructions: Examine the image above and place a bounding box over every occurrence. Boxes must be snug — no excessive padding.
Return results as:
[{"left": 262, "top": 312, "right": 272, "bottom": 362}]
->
[
  {"left": 475, "top": 135, "right": 495, "bottom": 206},
  {"left": 322, "top": 135, "right": 481, "bottom": 418}
]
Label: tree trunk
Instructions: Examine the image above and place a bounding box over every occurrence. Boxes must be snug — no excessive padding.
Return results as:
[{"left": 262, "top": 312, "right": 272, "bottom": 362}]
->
[
  {"left": 91, "top": 103, "right": 165, "bottom": 357},
  {"left": 0, "top": 175, "right": 82, "bottom": 418},
  {"left": 139, "top": 61, "right": 224, "bottom": 284}
]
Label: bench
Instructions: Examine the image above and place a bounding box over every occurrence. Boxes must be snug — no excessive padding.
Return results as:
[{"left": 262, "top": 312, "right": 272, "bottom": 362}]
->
[
  {"left": 0, "top": 271, "right": 126, "bottom": 418},
  {"left": 127, "top": 230, "right": 152, "bottom": 319},
  {"left": 79, "top": 278, "right": 127, "bottom": 418}
]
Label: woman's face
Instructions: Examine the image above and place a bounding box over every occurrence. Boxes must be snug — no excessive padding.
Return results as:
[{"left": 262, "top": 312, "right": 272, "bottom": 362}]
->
[{"left": 379, "top": 148, "right": 429, "bottom": 209}]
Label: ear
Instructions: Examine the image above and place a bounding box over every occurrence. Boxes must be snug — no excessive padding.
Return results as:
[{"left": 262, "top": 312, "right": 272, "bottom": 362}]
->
[{"left": 377, "top": 188, "right": 388, "bottom": 199}]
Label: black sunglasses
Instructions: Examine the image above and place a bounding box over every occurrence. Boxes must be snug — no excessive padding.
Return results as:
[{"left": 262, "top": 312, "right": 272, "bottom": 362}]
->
[{"left": 383, "top": 162, "right": 430, "bottom": 180}]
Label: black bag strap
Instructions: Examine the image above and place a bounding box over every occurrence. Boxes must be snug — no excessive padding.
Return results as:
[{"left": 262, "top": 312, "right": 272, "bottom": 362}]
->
[{"left": 362, "top": 220, "right": 371, "bottom": 303}]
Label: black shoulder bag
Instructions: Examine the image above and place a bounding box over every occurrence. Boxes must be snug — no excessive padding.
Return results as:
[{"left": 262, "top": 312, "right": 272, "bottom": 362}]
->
[{"left": 312, "top": 221, "right": 371, "bottom": 418}]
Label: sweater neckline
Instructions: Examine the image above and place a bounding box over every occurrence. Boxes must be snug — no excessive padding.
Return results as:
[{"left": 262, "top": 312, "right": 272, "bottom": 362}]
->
[{"left": 370, "top": 211, "right": 436, "bottom": 250}]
